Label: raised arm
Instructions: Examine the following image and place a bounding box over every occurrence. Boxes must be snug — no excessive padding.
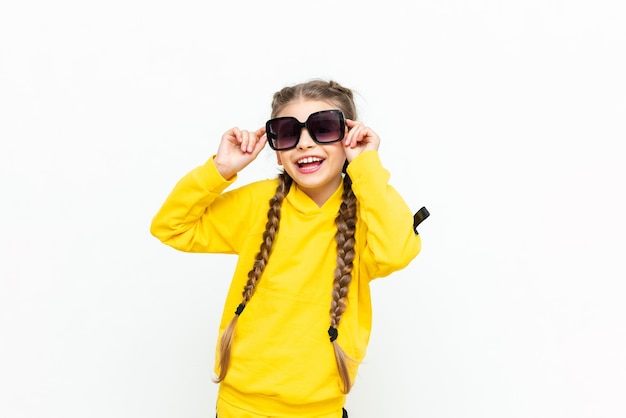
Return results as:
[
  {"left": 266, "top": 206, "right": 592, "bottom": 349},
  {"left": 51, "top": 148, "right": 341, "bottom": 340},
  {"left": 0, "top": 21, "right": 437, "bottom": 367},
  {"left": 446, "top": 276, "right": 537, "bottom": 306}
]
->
[
  {"left": 347, "top": 150, "right": 421, "bottom": 278},
  {"left": 150, "top": 126, "right": 268, "bottom": 253}
]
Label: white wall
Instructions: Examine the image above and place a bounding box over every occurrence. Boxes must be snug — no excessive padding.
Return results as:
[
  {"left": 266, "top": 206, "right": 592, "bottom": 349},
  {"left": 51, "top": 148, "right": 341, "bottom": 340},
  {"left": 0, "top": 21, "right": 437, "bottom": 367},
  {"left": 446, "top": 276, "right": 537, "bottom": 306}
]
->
[{"left": 1, "top": 1, "right": 625, "bottom": 417}]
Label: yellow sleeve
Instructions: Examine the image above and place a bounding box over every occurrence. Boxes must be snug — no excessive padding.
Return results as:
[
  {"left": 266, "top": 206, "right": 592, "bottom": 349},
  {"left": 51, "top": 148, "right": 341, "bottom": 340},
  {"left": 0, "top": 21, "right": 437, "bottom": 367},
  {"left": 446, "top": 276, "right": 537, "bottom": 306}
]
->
[
  {"left": 347, "top": 150, "right": 421, "bottom": 278},
  {"left": 150, "top": 156, "right": 248, "bottom": 254}
]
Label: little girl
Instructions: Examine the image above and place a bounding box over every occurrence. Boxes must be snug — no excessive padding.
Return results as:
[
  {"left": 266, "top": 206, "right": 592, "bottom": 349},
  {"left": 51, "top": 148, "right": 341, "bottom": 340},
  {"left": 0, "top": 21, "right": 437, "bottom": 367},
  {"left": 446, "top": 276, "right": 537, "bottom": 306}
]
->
[{"left": 151, "top": 79, "right": 423, "bottom": 417}]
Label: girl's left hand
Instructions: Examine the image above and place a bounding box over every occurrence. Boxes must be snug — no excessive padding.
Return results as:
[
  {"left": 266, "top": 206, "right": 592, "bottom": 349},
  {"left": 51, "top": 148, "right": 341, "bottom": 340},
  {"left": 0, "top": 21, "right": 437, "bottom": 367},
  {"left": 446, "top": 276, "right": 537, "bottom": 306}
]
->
[{"left": 343, "top": 119, "right": 381, "bottom": 162}]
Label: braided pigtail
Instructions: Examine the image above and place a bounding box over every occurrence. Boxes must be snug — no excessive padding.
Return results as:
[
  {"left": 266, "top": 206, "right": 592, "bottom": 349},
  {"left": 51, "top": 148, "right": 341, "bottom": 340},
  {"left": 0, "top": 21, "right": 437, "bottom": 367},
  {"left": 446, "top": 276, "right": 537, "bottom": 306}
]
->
[
  {"left": 328, "top": 173, "right": 358, "bottom": 393},
  {"left": 214, "top": 172, "right": 293, "bottom": 382}
]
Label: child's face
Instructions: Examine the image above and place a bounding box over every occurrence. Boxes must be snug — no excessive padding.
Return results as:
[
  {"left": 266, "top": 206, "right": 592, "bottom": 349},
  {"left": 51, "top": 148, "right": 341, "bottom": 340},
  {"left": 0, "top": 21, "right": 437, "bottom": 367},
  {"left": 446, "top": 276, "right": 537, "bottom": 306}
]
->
[{"left": 275, "top": 99, "right": 347, "bottom": 206}]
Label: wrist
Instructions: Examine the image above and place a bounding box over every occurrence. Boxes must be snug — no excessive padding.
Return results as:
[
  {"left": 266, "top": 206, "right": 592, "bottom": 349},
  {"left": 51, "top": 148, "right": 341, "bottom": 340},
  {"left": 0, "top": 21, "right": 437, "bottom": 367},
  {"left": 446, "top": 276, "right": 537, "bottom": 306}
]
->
[{"left": 213, "top": 156, "right": 236, "bottom": 180}]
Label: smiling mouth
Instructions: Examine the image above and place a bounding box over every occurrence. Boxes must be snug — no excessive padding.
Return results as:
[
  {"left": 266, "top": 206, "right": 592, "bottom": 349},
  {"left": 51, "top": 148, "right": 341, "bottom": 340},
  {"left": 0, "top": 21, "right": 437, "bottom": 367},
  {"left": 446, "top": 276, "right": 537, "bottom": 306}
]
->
[{"left": 297, "top": 156, "right": 324, "bottom": 168}]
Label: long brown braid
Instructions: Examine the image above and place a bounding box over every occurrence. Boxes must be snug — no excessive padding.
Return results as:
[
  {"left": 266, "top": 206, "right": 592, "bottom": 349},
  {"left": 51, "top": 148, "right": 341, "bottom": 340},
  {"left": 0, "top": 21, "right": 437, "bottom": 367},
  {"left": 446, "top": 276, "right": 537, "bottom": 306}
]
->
[
  {"left": 214, "top": 172, "right": 292, "bottom": 382},
  {"left": 329, "top": 173, "right": 358, "bottom": 393},
  {"left": 216, "top": 80, "right": 359, "bottom": 393}
]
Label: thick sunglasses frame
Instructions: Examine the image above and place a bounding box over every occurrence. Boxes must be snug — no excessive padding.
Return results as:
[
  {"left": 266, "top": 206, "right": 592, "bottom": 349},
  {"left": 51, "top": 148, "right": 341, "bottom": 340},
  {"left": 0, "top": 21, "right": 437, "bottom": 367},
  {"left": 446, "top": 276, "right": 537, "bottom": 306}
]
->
[{"left": 266, "top": 109, "right": 346, "bottom": 151}]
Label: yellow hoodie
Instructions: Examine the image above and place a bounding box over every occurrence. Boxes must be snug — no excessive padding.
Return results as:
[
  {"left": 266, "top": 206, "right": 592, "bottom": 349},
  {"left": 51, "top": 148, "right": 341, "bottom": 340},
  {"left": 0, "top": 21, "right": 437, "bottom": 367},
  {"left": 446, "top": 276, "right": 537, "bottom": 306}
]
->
[{"left": 150, "top": 150, "right": 421, "bottom": 416}]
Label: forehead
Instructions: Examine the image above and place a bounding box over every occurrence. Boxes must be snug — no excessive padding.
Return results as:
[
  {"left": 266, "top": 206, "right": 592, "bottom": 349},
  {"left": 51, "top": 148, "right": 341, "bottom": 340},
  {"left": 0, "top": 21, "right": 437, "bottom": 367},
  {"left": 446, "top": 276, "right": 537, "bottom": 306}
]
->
[{"left": 276, "top": 99, "right": 339, "bottom": 121}]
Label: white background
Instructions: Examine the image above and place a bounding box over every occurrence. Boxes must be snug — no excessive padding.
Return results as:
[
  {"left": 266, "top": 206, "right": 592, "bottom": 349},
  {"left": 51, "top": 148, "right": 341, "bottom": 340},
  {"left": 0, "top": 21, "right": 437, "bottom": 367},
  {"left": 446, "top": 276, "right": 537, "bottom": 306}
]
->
[{"left": 1, "top": 1, "right": 625, "bottom": 417}]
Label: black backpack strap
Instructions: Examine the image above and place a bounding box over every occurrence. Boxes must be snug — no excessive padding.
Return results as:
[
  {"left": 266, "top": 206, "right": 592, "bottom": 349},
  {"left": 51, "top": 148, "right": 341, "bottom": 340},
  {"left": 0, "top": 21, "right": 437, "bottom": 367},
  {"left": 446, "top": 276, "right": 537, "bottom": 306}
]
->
[{"left": 413, "top": 206, "right": 430, "bottom": 235}]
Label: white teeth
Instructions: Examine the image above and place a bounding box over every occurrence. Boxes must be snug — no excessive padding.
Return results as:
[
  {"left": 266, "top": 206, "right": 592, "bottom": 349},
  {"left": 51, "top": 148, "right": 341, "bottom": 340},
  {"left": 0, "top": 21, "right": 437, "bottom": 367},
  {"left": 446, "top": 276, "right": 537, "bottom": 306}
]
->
[{"left": 297, "top": 157, "right": 322, "bottom": 164}]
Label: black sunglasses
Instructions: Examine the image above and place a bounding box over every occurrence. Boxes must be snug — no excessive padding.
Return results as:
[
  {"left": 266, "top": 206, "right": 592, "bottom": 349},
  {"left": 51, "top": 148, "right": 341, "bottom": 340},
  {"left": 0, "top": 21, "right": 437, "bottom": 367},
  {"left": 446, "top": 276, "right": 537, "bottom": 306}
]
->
[{"left": 266, "top": 109, "right": 345, "bottom": 151}]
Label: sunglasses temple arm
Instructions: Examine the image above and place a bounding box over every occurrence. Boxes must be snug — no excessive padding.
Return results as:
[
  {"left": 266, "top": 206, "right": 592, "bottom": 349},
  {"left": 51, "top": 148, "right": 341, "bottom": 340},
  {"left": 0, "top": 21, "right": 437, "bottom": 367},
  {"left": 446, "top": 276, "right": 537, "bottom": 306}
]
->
[{"left": 413, "top": 206, "right": 430, "bottom": 235}]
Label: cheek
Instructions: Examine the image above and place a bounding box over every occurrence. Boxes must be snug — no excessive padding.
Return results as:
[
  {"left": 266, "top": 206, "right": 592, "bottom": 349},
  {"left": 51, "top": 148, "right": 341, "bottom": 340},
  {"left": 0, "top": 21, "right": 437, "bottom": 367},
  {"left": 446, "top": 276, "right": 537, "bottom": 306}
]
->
[{"left": 331, "top": 143, "right": 347, "bottom": 159}]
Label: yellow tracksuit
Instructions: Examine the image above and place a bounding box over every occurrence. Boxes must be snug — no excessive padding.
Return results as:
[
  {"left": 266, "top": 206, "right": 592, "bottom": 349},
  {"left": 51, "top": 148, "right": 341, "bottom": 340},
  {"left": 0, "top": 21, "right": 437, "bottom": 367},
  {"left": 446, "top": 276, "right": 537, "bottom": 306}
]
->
[{"left": 151, "top": 150, "right": 421, "bottom": 417}]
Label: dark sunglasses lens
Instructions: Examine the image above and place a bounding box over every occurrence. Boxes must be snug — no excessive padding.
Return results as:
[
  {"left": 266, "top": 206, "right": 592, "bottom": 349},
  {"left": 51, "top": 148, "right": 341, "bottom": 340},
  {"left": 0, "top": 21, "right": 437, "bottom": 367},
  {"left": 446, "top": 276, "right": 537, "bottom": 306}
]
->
[
  {"left": 268, "top": 118, "right": 300, "bottom": 150},
  {"left": 309, "top": 112, "right": 343, "bottom": 143}
]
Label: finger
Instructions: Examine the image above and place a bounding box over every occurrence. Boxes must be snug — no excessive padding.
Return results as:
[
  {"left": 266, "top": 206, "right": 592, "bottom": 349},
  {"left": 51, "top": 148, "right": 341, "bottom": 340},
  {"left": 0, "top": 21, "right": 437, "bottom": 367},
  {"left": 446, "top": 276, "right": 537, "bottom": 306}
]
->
[
  {"left": 344, "top": 125, "right": 355, "bottom": 147},
  {"left": 345, "top": 119, "right": 362, "bottom": 128},
  {"left": 251, "top": 133, "right": 268, "bottom": 155},
  {"left": 346, "top": 125, "right": 365, "bottom": 148},
  {"left": 229, "top": 127, "right": 242, "bottom": 145},
  {"left": 246, "top": 127, "right": 266, "bottom": 153},
  {"left": 344, "top": 122, "right": 355, "bottom": 143},
  {"left": 243, "top": 128, "right": 267, "bottom": 153},
  {"left": 247, "top": 131, "right": 257, "bottom": 153},
  {"left": 239, "top": 130, "right": 250, "bottom": 152}
]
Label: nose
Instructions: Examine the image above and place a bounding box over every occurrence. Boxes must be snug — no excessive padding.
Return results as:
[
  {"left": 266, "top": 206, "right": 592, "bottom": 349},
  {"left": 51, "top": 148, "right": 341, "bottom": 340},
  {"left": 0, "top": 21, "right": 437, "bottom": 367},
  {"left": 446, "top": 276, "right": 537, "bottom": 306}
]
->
[{"left": 297, "top": 128, "right": 316, "bottom": 149}]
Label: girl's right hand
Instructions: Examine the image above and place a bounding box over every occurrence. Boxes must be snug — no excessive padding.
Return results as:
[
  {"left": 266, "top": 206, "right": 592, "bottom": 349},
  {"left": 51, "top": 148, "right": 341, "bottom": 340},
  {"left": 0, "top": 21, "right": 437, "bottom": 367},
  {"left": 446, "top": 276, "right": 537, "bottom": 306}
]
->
[{"left": 214, "top": 126, "right": 267, "bottom": 179}]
